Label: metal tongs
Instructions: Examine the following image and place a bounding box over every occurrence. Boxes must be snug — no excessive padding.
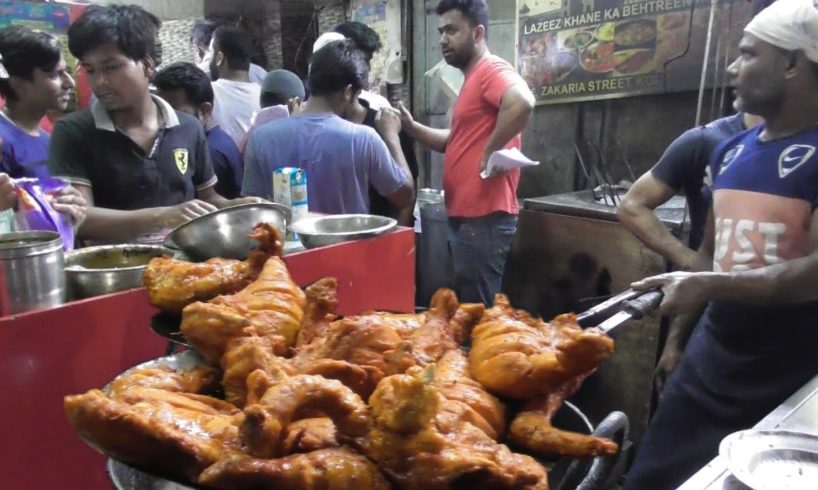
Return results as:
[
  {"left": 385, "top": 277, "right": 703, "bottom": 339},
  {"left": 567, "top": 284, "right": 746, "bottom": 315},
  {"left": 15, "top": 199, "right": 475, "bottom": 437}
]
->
[{"left": 576, "top": 288, "right": 664, "bottom": 333}]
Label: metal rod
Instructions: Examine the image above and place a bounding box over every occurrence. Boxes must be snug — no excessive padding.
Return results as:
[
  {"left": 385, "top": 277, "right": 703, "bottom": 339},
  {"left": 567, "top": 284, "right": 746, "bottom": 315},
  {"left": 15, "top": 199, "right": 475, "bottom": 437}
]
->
[
  {"left": 573, "top": 142, "right": 593, "bottom": 184},
  {"left": 695, "top": 0, "right": 719, "bottom": 127},
  {"left": 592, "top": 142, "right": 619, "bottom": 206}
]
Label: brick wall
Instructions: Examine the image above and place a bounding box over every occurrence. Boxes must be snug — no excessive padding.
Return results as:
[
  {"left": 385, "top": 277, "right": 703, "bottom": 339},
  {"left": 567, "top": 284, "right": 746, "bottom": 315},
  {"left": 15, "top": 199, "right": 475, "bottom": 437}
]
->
[
  {"left": 260, "top": 0, "right": 283, "bottom": 70},
  {"left": 316, "top": 0, "right": 349, "bottom": 33},
  {"left": 158, "top": 19, "right": 198, "bottom": 67}
]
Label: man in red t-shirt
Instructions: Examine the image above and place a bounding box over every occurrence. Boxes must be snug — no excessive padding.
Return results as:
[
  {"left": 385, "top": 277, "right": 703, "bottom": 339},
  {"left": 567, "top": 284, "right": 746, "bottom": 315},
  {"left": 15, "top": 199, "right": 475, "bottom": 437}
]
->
[{"left": 400, "top": 0, "right": 534, "bottom": 305}]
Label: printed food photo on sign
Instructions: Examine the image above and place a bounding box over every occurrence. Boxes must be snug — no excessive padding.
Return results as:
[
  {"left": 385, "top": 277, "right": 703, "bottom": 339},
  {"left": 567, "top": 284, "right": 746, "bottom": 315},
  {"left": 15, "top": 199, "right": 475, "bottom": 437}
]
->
[
  {"left": 614, "top": 49, "right": 655, "bottom": 75},
  {"left": 563, "top": 29, "right": 594, "bottom": 51},
  {"left": 580, "top": 42, "right": 617, "bottom": 74},
  {"left": 613, "top": 19, "right": 657, "bottom": 47}
]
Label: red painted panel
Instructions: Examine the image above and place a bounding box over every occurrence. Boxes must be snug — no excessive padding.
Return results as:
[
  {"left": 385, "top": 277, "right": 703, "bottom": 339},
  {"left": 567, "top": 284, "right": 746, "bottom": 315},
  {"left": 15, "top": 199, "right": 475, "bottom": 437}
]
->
[{"left": 0, "top": 229, "right": 414, "bottom": 489}]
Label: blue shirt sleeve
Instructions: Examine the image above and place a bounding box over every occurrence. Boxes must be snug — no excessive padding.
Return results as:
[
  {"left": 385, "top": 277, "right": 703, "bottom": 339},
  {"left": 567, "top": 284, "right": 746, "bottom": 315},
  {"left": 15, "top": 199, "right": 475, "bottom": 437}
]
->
[
  {"left": 241, "top": 132, "right": 272, "bottom": 199},
  {"left": 649, "top": 127, "right": 704, "bottom": 191},
  {"left": 361, "top": 128, "right": 407, "bottom": 198}
]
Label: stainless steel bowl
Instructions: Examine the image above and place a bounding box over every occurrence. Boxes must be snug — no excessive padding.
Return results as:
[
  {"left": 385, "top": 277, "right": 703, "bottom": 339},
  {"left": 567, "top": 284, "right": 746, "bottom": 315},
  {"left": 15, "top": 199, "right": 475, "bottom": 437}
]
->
[
  {"left": 65, "top": 244, "right": 177, "bottom": 299},
  {"left": 163, "top": 203, "right": 291, "bottom": 261},
  {"left": 291, "top": 214, "right": 397, "bottom": 249}
]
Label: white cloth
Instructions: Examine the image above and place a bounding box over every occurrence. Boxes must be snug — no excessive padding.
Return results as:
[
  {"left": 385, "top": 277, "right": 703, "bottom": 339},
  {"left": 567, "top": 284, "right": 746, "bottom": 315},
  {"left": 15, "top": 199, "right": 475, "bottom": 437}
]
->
[
  {"left": 238, "top": 105, "right": 290, "bottom": 154},
  {"left": 359, "top": 89, "right": 391, "bottom": 111},
  {"left": 196, "top": 60, "right": 267, "bottom": 85},
  {"left": 745, "top": 0, "right": 818, "bottom": 63},
  {"left": 211, "top": 79, "right": 261, "bottom": 147},
  {"left": 312, "top": 32, "right": 346, "bottom": 53}
]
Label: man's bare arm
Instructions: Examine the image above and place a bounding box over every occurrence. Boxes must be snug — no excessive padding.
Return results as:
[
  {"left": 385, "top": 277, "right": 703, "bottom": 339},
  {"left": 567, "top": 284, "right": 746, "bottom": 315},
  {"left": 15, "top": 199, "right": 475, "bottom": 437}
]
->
[
  {"left": 74, "top": 184, "right": 217, "bottom": 242},
  {"left": 481, "top": 84, "right": 535, "bottom": 171},
  {"left": 397, "top": 102, "right": 450, "bottom": 153},
  {"left": 619, "top": 173, "right": 702, "bottom": 270}
]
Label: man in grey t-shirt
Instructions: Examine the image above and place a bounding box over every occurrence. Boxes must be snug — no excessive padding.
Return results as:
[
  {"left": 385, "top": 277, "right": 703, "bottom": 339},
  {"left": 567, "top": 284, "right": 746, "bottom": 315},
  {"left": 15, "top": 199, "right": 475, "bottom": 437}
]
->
[{"left": 242, "top": 40, "right": 413, "bottom": 215}]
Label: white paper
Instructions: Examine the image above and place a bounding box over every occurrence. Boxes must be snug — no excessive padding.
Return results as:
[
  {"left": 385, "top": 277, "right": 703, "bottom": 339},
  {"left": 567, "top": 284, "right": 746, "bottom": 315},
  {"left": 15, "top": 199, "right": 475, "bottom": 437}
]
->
[{"left": 480, "top": 148, "right": 540, "bottom": 179}]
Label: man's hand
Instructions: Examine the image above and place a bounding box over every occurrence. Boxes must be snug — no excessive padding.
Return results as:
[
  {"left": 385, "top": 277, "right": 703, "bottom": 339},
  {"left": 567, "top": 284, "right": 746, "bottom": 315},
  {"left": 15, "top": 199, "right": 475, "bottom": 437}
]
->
[
  {"left": 50, "top": 185, "right": 88, "bottom": 226},
  {"left": 0, "top": 173, "right": 15, "bottom": 211},
  {"left": 160, "top": 199, "right": 218, "bottom": 228},
  {"left": 654, "top": 342, "right": 682, "bottom": 395},
  {"left": 632, "top": 271, "right": 716, "bottom": 315},
  {"left": 375, "top": 108, "right": 402, "bottom": 139},
  {"left": 397, "top": 102, "right": 415, "bottom": 134},
  {"left": 480, "top": 151, "right": 507, "bottom": 178}
]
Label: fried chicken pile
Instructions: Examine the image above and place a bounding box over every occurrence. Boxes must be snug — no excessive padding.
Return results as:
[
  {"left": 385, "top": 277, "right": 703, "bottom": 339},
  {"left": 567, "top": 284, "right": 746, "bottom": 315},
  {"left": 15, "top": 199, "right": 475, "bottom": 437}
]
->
[{"left": 66, "top": 255, "right": 620, "bottom": 490}]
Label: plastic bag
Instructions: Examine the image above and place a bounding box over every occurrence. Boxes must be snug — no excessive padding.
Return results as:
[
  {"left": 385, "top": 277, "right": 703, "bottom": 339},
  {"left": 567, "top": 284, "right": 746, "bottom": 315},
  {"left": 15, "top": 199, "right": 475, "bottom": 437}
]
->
[{"left": 13, "top": 177, "right": 75, "bottom": 251}]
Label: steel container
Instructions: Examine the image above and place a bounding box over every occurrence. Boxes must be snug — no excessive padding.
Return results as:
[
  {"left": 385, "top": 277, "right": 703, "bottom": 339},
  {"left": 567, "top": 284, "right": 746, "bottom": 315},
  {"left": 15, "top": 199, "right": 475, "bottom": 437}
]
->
[
  {"left": 415, "top": 188, "right": 453, "bottom": 307},
  {"left": 164, "top": 203, "right": 291, "bottom": 261},
  {"left": 65, "top": 244, "right": 176, "bottom": 300},
  {"left": 0, "top": 231, "right": 65, "bottom": 315},
  {"left": 291, "top": 214, "right": 397, "bottom": 249}
]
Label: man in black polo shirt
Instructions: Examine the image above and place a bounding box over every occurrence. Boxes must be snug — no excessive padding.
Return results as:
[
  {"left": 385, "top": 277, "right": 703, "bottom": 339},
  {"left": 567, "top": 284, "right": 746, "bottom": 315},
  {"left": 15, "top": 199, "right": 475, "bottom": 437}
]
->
[{"left": 48, "top": 5, "right": 257, "bottom": 243}]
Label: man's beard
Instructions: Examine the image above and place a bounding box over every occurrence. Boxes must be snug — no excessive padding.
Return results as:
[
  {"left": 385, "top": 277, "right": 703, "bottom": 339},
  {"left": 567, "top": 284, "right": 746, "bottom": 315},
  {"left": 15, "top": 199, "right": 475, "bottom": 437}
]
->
[{"left": 444, "top": 45, "right": 474, "bottom": 69}]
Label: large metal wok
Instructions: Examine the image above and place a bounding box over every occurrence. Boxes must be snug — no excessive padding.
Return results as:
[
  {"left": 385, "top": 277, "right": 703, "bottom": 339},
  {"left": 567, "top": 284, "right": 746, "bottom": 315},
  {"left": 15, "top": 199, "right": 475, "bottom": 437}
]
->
[{"left": 102, "top": 289, "right": 664, "bottom": 490}]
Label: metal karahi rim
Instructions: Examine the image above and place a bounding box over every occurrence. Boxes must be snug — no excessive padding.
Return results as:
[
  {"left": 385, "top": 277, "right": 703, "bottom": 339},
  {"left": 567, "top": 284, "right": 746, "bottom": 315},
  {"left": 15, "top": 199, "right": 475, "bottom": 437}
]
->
[
  {"left": 720, "top": 429, "right": 818, "bottom": 490},
  {"left": 290, "top": 214, "right": 397, "bottom": 237}
]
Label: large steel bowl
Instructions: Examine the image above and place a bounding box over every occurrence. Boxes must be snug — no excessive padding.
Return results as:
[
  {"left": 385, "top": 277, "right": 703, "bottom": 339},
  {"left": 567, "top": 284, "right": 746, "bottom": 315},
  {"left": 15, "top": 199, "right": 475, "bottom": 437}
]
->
[
  {"left": 163, "top": 203, "right": 290, "bottom": 261},
  {"left": 65, "top": 244, "right": 176, "bottom": 299},
  {"left": 291, "top": 214, "right": 397, "bottom": 249}
]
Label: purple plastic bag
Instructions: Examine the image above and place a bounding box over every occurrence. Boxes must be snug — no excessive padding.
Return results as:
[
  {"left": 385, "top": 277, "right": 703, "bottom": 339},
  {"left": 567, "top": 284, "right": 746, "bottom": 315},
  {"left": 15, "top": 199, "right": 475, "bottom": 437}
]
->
[{"left": 13, "top": 177, "right": 75, "bottom": 251}]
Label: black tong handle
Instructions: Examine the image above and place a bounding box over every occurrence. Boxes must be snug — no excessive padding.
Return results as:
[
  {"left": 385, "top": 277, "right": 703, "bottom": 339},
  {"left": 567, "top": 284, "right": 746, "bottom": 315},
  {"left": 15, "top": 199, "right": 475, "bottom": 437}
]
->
[{"left": 623, "top": 290, "right": 664, "bottom": 319}]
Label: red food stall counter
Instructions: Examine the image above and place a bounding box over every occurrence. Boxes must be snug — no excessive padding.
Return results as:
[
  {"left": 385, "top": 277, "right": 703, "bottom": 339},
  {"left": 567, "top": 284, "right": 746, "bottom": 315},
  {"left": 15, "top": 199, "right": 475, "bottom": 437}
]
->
[{"left": 0, "top": 228, "right": 415, "bottom": 489}]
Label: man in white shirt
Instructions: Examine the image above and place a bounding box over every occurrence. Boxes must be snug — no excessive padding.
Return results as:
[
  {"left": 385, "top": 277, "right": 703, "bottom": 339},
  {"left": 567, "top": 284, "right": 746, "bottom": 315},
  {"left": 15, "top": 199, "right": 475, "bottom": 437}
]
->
[
  {"left": 190, "top": 20, "right": 267, "bottom": 85},
  {"left": 209, "top": 26, "right": 261, "bottom": 147}
]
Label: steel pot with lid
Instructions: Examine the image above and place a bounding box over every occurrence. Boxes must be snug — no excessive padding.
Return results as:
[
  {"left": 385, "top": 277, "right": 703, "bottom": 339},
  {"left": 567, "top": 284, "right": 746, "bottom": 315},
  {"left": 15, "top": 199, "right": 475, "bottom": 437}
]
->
[{"left": 0, "top": 230, "right": 65, "bottom": 315}]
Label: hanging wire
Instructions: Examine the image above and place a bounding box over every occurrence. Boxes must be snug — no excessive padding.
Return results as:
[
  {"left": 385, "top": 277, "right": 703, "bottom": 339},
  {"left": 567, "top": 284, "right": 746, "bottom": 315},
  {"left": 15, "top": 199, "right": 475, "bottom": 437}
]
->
[{"left": 695, "top": 0, "right": 719, "bottom": 126}]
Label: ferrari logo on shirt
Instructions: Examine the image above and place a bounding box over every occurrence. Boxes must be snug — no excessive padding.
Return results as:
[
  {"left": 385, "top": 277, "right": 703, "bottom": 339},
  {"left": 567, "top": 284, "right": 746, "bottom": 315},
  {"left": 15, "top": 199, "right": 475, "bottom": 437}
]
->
[{"left": 173, "top": 148, "right": 189, "bottom": 175}]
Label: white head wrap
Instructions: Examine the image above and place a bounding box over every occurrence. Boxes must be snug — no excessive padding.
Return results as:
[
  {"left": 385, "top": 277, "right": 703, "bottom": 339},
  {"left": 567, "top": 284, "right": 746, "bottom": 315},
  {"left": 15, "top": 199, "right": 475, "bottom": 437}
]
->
[
  {"left": 312, "top": 32, "right": 346, "bottom": 54},
  {"left": 745, "top": 0, "right": 818, "bottom": 63}
]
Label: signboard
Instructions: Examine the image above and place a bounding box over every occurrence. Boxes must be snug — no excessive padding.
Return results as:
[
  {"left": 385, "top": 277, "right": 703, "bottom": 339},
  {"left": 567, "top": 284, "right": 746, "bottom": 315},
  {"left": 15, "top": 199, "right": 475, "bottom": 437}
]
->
[
  {"left": 518, "top": 0, "right": 748, "bottom": 105},
  {"left": 0, "top": 1, "right": 90, "bottom": 109}
]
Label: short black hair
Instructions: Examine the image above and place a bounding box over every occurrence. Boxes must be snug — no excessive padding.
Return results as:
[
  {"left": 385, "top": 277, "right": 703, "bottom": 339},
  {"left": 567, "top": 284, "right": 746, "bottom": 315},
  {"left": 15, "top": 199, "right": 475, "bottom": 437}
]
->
[
  {"left": 67, "top": 4, "right": 161, "bottom": 64},
  {"left": 436, "top": 0, "right": 489, "bottom": 34},
  {"left": 0, "top": 25, "right": 62, "bottom": 101},
  {"left": 212, "top": 26, "right": 252, "bottom": 72},
  {"left": 308, "top": 40, "right": 369, "bottom": 97},
  {"left": 154, "top": 62, "right": 213, "bottom": 106},
  {"left": 190, "top": 19, "right": 218, "bottom": 50},
  {"left": 334, "top": 21, "right": 382, "bottom": 58}
]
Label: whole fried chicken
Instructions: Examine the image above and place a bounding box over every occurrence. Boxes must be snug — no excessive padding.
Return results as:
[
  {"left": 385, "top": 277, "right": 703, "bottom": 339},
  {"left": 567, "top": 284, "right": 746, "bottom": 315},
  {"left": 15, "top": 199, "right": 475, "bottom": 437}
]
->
[
  {"left": 221, "top": 332, "right": 296, "bottom": 407},
  {"left": 241, "top": 372, "right": 371, "bottom": 458},
  {"left": 509, "top": 388, "right": 619, "bottom": 459},
  {"left": 469, "top": 295, "right": 614, "bottom": 400},
  {"left": 433, "top": 350, "right": 506, "bottom": 441},
  {"left": 361, "top": 366, "right": 548, "bottom": 490},
  {"left": 144, "top": 223, "right": 283, "bottom": 314},
  {"left": 296, "top": 277, "right": 339, "bottom": 346},
  {"left": 181, "top": 256, "right": 306, "bottom": 363},
  {"left": 407, "top": 289, "right": 484, "bottom": 365},
  {"left": 288, "top": 288, "right": 483, "bottom": 398},
  {"left": 108, "top": 364, "right": 220, "bottom": 399},
  {"left": 198, "top": 448, "right": 391, "bottom": 490},
  {"left": 64, "top": 388, "right": 244, "bottom": 483}
]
